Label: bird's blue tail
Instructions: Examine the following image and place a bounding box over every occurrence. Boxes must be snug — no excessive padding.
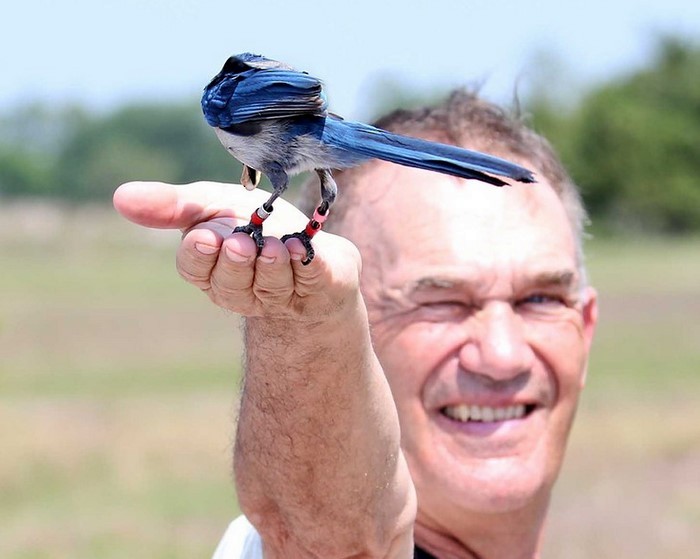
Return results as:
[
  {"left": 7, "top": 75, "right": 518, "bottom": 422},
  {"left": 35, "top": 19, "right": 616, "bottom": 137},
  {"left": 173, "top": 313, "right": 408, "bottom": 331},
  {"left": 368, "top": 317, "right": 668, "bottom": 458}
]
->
[{"left": 324, "top": 118, "right": 535, "bottom": 186}]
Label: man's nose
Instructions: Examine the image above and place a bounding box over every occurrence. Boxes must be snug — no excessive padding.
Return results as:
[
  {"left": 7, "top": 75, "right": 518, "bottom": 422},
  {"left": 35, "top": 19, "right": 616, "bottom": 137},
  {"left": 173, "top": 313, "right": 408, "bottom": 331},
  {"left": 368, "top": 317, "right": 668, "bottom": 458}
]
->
[{"left": 458, "top": 302, "right": 534, "bottom": 382}]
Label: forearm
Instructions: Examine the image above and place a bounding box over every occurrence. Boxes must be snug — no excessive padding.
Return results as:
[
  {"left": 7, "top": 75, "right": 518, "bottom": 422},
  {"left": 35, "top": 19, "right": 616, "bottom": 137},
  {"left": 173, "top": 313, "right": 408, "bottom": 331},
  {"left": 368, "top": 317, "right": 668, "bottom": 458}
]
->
[
  {"left": 113, "top": 183, "right": 415, "bottom": 555},
  {"left": 234, "top": 292, "right": 415, "bottom": 558}
]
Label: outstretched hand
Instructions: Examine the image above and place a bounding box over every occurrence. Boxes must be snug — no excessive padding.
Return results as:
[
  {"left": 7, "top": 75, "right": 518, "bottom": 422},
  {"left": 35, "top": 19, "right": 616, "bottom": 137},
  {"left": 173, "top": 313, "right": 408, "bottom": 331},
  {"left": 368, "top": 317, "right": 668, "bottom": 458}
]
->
[{"left": 113, "top": 181, "right": 362, "bottom": 320}]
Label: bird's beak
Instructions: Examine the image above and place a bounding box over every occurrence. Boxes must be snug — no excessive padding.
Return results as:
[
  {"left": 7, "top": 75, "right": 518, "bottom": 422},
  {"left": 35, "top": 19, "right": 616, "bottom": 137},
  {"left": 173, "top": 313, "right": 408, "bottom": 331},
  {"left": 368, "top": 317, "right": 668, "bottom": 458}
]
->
[{"left": 241, "top": 165, "right": 261, "bottom": 191}]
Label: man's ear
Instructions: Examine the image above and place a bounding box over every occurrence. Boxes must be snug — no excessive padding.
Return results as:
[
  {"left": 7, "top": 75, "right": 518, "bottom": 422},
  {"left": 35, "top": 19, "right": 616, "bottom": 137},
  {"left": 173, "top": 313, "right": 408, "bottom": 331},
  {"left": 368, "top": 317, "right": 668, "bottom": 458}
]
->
[{"left": 579, "top": 286, "right": 598, "bottom": 388}]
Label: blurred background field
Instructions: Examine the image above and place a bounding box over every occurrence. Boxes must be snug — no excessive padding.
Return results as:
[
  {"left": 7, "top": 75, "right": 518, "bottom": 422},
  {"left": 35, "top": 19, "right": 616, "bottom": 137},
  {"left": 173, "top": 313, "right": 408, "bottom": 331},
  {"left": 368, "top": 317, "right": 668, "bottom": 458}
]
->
[
  {"left": 0, "top": 204, "right": 242, "bottom": 558},
  {"left": 1, "top": 204, "right": 699, "bottom": 559},
  {"left": 2, "top": 1, "right": 700, "bottom": 557}
]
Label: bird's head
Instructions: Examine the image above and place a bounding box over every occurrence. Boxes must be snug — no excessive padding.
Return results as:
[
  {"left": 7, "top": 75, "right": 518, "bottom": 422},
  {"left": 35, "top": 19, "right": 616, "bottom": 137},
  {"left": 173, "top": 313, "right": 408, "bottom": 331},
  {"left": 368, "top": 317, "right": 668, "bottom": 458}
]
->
[
  {"left": 201, "top": 53, "right": 260, "bottom": 126},
  {"left": 201, "top": 53, "right": 291, "bottom": 127},
  {"left": 205, "top": 53, "right": 287, "bottom": 87},
  {"left": 204, "top": 53, "right": 262, "bottom": 90}
]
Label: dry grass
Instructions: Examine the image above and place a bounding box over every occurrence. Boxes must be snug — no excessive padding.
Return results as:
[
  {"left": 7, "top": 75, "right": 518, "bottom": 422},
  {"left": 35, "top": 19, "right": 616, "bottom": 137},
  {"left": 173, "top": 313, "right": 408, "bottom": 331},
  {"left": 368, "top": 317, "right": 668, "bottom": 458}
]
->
[
  {"left": 1, "top": 396, "right": 237, "bottom": 558},
  {"left": 545, "top": 402, "right": 700, "bottom": 557}
]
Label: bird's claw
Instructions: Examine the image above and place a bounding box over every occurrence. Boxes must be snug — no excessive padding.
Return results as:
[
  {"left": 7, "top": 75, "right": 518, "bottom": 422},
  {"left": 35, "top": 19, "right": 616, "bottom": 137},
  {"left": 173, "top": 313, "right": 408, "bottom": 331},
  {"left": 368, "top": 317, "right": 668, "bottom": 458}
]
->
[
  {"left": 233, "top": 223, "right": 265, "bottom": 253},
  {"left": 281, "top": 230, "right": 315, "bottom": 265}
]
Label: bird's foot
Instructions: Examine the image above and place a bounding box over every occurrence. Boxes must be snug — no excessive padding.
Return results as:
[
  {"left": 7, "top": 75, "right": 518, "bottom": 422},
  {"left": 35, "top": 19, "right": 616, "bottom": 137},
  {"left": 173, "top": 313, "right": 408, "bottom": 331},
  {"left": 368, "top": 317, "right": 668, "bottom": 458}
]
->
[
  {"left": 233, "top": 204, "right": 273, "bottom": 254},
  {"left": 281, "top": 230, "right": 316, "bottom": 265},
  {"left": 233, "top": 222, "right": 265, "bottom": 252},
  {"left": 281, "top": 205, "right": 329, "bottom": 265}
]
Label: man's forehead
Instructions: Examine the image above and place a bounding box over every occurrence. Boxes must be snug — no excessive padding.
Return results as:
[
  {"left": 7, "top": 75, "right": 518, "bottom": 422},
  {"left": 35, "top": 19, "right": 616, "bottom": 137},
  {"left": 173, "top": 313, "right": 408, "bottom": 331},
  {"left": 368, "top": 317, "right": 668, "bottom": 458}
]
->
[
  {"left": 352, "top": 166, "right": 567, "bottom": 239},
  {"left": 342, "top": 162, "right": 578, "bottom": 287},
  {"left": 350, "top": 159, "right": 550, "bottom": 212}
]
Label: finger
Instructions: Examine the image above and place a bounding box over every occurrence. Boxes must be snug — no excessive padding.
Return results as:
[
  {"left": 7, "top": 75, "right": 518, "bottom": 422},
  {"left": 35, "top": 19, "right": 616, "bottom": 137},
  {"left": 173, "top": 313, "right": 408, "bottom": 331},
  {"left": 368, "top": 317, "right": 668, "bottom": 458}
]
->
[
  {"left": 113, "top": 181, "right": 263, "bottom": 231},
  {"left": 206, "top": 233, "right": 262, "bottom": 312},
  {"left": 250, "top": 238, "right": 296, "bottom": 310},
  {"left": 176, "top": 220, "right": 234, "bottom": 290},
  {"left": 288, "top": 232, "right": 362, "bottom": 299}
]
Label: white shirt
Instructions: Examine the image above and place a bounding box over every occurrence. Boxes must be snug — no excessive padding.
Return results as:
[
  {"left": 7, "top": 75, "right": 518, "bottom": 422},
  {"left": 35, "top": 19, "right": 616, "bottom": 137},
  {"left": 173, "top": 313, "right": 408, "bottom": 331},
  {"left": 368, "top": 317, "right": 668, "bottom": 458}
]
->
[{"left": 212, "top": 516, "right": 263, "bottom": 559}]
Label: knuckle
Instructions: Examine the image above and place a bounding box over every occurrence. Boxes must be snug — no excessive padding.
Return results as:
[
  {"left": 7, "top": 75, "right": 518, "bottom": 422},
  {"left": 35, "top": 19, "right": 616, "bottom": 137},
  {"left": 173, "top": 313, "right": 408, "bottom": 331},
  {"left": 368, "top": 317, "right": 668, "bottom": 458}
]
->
[
  {"left": 251, "top": 263, "right": 295, "bottom": 306},
  {"left": 209, "top": 269, "right": 247, "bottom": 297},
  {"left": 206, "top": 286, "right": 234, "bottom": 309},
  {"left": 176, "top": 262, "right": 212, "bottom": 290},
  {"left": 252, "top": 283, "right": 293, "bottom": 307},
  {"left": 208, "top": 274, "right": 257, "bottom": 313}
]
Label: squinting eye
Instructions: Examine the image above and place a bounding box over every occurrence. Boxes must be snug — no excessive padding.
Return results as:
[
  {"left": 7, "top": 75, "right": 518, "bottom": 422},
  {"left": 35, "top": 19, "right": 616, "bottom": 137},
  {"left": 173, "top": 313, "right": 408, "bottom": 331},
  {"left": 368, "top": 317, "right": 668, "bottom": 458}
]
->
[
  {"left": 418, "top": 301, "right": 473, "bottom": 321},
  {"left": 518, "top": 294, "right": 566, "bottom": 308},
  {"left": 525, "top": 294, "right": 554, "bottom": 304}
]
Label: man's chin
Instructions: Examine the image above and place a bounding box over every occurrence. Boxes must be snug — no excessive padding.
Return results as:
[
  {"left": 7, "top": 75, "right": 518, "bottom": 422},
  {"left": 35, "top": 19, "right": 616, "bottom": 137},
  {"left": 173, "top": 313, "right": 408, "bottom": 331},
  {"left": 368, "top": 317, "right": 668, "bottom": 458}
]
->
[
  {"left": 417, "top": 427, "right": 557, "bottom": 514},
  {"left": 413, "top": 459, "right": 552, "bottom": 522},
  {"left": 459, "top": 457, "right": 553, "bottom": 513}
]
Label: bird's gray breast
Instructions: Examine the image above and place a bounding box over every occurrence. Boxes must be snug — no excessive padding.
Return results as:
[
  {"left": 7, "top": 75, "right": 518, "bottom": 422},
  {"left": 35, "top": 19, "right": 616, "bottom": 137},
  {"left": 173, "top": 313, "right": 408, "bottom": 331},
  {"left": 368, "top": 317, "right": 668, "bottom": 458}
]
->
[{"left": 214, "top": 121, "right": 342, "bottom": 176}]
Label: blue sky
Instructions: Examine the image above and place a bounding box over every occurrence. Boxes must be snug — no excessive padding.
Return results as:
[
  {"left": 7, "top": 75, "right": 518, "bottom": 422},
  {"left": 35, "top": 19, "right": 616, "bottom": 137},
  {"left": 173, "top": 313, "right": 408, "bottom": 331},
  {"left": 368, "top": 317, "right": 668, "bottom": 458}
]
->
[{"left": 3, "top": 0, "right": 699, "bottom": 119}]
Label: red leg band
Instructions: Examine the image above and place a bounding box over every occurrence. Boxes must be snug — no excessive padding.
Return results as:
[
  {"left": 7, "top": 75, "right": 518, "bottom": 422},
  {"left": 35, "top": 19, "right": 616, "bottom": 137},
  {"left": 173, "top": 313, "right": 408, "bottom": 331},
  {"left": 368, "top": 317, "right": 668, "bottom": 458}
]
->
[
  {"left": 250, "top": 206, "right": 271, "bottom": 227},
  {"left": 304, "top": 220, "right": 322, "bottom": 238}
]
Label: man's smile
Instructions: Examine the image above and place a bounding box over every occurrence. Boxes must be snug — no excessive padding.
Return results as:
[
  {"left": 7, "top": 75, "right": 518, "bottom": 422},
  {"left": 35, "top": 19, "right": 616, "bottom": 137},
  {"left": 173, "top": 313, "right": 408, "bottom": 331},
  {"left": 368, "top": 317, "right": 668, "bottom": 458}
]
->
[
  {"left": 441, "top": 403, "right": 534, "bottom": 423},
  {"left": 433, "top": 400, "right": 543, "bottom": 440}
]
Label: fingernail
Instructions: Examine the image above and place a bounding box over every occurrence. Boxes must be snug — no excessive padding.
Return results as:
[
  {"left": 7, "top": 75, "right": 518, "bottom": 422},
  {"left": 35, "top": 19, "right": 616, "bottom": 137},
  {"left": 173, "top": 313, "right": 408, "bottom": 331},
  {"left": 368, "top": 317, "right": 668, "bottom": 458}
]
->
[
  {"left": 225, "top": 246, "right": 252, "bottom": 263},
  {"left": 289, "top": 252, "right": 303, "bottom": 261},
  {"left": 195, "top": 243, "right": 219, "bottom": 255},
  {"left": 257, "top": 254, "right": 276, "bottom": 264}
]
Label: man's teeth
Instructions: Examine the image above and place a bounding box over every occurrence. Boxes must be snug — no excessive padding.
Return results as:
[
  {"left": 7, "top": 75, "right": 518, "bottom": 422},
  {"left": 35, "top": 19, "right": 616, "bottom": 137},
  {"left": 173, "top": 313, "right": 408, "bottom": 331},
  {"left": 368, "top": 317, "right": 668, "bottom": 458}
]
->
[{"left": 443, "top": 404, "right": 527, "bottom": 423}]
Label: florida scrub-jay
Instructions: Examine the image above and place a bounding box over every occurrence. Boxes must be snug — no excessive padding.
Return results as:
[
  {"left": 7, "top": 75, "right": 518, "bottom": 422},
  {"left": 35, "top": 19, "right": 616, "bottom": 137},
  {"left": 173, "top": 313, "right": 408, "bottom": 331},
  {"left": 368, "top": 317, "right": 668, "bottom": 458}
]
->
[{"left": 201, "top": 53, "right": 535, "bottom": 264}]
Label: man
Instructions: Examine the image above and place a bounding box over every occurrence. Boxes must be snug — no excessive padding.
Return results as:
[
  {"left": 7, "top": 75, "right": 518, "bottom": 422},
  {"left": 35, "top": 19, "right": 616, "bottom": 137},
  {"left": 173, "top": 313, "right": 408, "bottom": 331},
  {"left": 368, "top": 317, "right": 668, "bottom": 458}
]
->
[{"left": 114, "top": 90, "right": 598, "bottom": 558}]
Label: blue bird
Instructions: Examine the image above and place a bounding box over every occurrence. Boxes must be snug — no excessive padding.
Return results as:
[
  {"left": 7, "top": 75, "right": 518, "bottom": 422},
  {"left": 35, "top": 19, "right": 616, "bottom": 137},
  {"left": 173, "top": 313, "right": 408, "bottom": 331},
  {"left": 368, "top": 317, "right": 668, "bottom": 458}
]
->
[{"left": 202, "top": 53, "right": 535, "bottom": 264}]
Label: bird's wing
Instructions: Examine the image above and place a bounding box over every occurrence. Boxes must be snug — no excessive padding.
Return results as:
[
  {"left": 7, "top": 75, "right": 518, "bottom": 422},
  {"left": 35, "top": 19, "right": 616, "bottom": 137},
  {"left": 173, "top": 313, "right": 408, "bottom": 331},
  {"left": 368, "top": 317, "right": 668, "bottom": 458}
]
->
[{"left": 221, "top": 69, "right": 327, "bottom": 125}]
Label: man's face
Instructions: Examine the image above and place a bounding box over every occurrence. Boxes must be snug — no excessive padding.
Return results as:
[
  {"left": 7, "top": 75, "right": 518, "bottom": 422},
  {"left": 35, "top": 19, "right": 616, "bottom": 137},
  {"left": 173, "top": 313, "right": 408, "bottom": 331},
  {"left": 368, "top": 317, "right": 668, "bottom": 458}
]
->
[{"left": 341, "top": 160, "right": 597, "bottom": 526}]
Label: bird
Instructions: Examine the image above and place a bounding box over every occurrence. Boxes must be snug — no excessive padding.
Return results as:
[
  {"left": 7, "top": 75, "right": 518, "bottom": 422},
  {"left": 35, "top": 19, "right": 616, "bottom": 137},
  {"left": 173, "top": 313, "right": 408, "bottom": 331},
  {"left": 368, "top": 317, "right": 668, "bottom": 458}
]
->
[{"left": 201, "top": 53, "right": 535, "bottom": 264}]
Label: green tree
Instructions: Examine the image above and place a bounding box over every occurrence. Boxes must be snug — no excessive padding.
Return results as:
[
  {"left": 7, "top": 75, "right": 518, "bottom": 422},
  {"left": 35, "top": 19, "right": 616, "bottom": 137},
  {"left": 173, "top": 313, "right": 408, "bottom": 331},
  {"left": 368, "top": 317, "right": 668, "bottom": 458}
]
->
[
  {"left": 0, "top": 102, "right": 245, "bottom": 202},
  {"left": 0, "top": 103, "right": 85, "bottom": 197},
  {"left": 53, "top": 103, "right": 241, "bottom": 201},
  {"left": 0, "top": 149, "right": 51, "bottom": 196},
  {"left": 530, "top": 36, "right": 700, "bottom": 233}
]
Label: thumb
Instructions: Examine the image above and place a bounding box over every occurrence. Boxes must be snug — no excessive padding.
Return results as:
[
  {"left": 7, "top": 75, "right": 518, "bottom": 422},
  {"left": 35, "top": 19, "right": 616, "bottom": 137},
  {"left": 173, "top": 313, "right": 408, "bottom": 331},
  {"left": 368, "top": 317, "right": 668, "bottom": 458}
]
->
[{"left": 113, "top": 181, "right": 257, "bottom": 230}]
